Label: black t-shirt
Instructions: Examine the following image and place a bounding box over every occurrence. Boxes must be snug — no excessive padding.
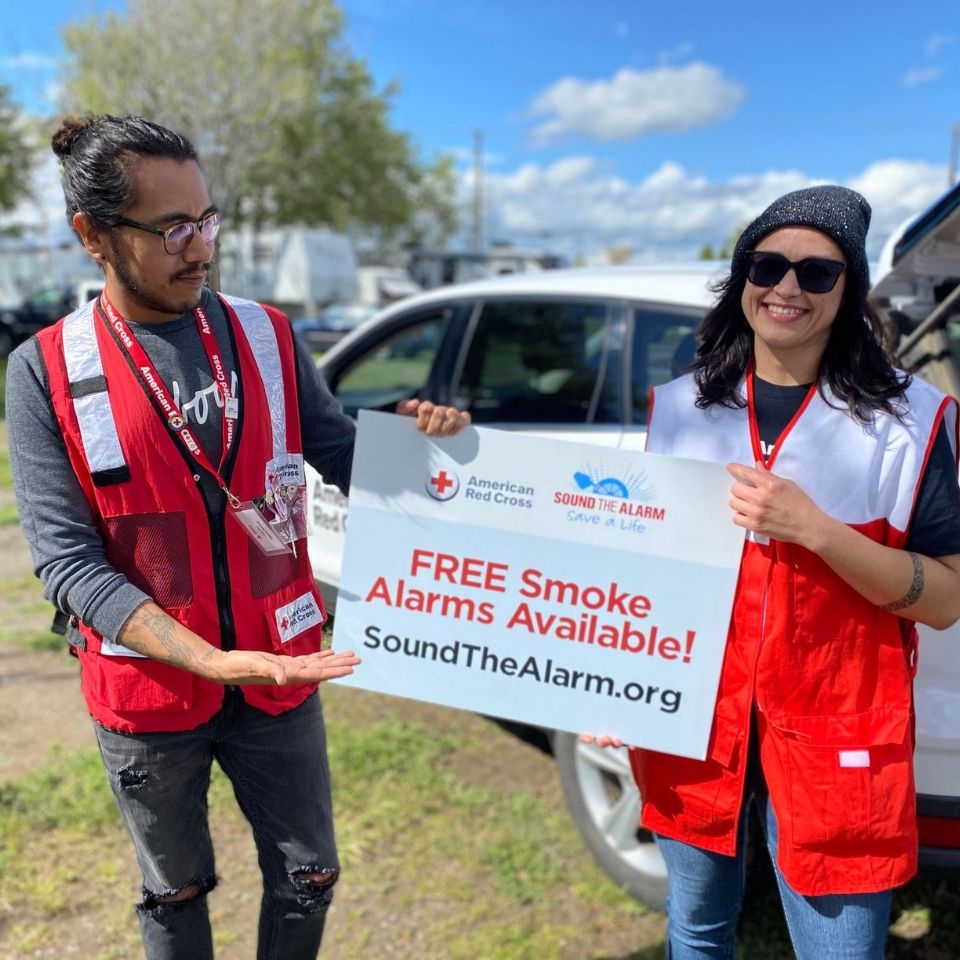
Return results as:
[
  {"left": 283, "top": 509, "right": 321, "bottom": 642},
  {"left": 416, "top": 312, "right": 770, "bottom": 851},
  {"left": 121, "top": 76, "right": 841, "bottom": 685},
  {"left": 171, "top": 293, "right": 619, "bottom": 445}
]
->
[{"left": 753, "top": 376, "right": 960, "bottom": 557}]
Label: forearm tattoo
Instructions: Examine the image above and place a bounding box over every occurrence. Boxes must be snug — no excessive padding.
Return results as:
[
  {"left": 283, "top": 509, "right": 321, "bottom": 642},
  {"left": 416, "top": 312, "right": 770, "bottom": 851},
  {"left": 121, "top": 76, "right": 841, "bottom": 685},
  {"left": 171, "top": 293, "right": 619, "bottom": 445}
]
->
[{"left": 881, "top": 551, "right": 925, "bottom": 613}]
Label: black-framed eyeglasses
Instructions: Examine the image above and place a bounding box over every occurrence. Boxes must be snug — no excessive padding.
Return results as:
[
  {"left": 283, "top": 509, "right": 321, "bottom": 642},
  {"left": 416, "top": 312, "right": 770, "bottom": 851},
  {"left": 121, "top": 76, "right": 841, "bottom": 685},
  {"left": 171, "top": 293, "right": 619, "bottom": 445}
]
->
[
  {"left": 745, "top": 251, "right": 846, "bottom": 294},
  {"left": 114, "top": 211, "right": 220, "bottom": 255}
]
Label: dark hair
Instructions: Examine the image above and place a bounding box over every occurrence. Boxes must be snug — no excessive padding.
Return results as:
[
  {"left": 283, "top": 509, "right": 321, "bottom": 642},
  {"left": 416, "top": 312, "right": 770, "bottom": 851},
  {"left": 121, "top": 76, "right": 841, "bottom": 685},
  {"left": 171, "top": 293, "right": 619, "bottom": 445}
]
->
[
  {"left": 692, "top": 256, "right": 910, "bottom": 422},
  {"left": 51, "top": 114, "right": 198, "bottom": 233}
]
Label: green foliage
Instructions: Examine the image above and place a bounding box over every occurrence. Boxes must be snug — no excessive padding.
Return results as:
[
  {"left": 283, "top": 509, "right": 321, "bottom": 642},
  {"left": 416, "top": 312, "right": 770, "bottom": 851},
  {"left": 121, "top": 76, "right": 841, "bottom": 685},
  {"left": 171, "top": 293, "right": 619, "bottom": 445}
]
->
[
  {"left": 719, "top": 218, "right": 751, "bottom": 260},
  {"left": 0, "top": 748, "right": 116, "bottom": 837},
  {"left": 0, "top": 87, "right": 36, "bottom": 213},
  {"left": 59, "top": 0, "right": 457, "bottom": 245}
]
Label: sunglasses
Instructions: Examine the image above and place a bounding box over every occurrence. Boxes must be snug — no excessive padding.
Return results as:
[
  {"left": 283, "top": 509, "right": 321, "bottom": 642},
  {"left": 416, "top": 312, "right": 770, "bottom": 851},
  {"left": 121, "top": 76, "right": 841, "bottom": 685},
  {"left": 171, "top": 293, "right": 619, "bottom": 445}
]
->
[
  {"left": 745, "top": 251, "right": 846, "bottom": 294},
  {"left": 115, "top": 211, "right": 220, "bottom": 255}
]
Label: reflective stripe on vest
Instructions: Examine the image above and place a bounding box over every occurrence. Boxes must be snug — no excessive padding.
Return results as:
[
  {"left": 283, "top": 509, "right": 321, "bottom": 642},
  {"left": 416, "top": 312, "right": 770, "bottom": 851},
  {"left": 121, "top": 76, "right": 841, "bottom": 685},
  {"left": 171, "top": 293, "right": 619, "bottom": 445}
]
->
[
  {"left": 62, "top": 301, "right": 126, "bottom": 484},
  {"left": 221, "top": 295, "right": 289, "bottom": 465}
]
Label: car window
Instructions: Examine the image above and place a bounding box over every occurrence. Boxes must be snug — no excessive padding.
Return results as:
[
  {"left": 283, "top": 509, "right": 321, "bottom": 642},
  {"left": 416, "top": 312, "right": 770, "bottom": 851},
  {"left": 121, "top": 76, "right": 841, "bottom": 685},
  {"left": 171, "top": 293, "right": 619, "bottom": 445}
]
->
[
  {"left": 328, "top": 313, "right": 446, "bottom": 416},
  {"left": 31, "top": 287, "right": 69, "bottom": 307},
  {"left": 947, "top": 317, "right": 960, "bottom": 369},
  {"left": 453, "top": 299, "right": 618, "bottom": 424},
  {"left": 630, "top": 308, "right": 703, "bottom": 424}
]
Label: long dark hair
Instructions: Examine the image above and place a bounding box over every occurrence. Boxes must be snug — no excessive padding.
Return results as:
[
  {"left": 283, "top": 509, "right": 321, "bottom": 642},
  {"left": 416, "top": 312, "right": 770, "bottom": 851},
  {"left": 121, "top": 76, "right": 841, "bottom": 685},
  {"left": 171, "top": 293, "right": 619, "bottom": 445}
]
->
[
  {"left": 52, "top": 114, "right": 198, "bottom": 234},
  {"left": 693, "top": 255, "right": 910, "bottom": 423}
]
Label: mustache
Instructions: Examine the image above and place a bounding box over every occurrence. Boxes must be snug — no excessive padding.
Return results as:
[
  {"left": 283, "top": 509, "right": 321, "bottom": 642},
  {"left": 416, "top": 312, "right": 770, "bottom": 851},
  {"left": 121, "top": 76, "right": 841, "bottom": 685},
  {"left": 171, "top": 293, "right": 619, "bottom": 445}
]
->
[{"left": 171, "top": 264, "right": 210, "bottom": 281}]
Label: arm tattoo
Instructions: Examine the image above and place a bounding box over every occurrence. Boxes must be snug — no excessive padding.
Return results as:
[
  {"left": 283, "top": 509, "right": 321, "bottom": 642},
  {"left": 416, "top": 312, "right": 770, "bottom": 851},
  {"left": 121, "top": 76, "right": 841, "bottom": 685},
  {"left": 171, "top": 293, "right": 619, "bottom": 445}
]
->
[
  {"left": 135, "top": 606, "right": 198, "bottom": 663},
  {"left": 881, "top": 551, "right": 925, "bottom": 613}
]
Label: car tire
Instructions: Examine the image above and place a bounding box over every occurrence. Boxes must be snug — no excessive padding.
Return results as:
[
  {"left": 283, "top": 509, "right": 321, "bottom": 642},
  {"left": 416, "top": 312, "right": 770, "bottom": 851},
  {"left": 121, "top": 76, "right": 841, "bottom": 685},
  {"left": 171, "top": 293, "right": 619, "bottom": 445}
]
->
[{"left": 551, "top": 730, "right": 667, "bottom": 911}]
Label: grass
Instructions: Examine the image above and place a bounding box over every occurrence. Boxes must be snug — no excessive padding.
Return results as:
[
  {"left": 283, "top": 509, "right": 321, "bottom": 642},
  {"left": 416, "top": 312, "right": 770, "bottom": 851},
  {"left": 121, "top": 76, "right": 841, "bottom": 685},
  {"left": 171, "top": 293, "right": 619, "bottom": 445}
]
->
[
  {"left": 0, "top": 696, "right": 658, "bottom": 959},
  {"left": 4, "top": 682, "right": 959, "bottom": 959}
]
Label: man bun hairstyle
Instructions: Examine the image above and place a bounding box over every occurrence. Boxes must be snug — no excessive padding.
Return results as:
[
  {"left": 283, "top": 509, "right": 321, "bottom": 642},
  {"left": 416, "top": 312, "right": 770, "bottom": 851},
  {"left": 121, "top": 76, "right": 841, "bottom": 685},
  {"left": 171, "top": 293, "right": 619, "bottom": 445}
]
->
[
  {"left": 52, "top": 113, "right": 198, "bottom": 234},
  {"left": 732, "top": 185, "right": 872, "bottom": 301}
]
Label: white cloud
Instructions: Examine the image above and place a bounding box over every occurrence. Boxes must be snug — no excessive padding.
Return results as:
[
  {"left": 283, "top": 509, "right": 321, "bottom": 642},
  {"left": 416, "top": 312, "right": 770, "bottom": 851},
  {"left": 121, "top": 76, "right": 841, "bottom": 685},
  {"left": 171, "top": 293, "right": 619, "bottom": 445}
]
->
[
  {"left": 471, "top": 156, "right": 949, "bottom": 264},
  {"left": 848, "top": 159, "right": 950, "bottom": 240},
  {"left": 527, "top": 63, "right": 745, "bottom": 144},
  {"left": 924, "top": 33, "right": 954, "bottom": 58},
  {"left": 903, "top": 66, "right": 943, "bottom": 88},
  {"left": 657, "top": 43, "right": 694, "bottom": 65}
]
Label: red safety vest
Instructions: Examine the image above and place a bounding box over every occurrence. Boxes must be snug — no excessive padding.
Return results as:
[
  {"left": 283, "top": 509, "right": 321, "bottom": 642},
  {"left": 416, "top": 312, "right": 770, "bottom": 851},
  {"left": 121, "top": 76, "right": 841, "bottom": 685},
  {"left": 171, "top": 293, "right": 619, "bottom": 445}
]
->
[
  {"left": 630, "top": 372, "right": 958, "bottom": 895},
  {"left": 37, "top": 294, "right": 327, "bottom": 733}
]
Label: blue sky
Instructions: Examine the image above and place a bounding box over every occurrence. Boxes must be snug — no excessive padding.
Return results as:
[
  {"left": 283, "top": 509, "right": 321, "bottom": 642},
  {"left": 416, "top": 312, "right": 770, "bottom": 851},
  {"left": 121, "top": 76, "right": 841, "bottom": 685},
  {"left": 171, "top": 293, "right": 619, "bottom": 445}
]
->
[{"left": 2, "top": 0, "right": 958, "bottom": 262}]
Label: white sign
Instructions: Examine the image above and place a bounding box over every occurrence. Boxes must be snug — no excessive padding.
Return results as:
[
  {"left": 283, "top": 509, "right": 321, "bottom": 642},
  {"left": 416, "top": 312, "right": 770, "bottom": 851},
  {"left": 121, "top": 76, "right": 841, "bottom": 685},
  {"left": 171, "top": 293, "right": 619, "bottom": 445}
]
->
[{"left": 332, "top": 411, "right": 745, "bottom": 760}]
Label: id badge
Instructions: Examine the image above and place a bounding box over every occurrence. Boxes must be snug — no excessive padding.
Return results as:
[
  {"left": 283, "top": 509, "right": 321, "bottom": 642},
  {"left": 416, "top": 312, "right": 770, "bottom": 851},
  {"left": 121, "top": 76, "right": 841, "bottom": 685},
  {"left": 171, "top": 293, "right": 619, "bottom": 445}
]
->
[
  {"left": 265, "top": 455, "right": 308, "bottom": 543},
  {"left": 231, "top": 499, "right": 293, "bottom": 555}
]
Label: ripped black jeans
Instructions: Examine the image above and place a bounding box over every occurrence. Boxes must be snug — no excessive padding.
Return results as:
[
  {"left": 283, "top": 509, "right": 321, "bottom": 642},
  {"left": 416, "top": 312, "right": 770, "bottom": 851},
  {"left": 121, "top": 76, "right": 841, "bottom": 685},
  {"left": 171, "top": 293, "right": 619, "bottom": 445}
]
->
[{"left": 94, "top": 689, "right": 339, "bottom": 960}]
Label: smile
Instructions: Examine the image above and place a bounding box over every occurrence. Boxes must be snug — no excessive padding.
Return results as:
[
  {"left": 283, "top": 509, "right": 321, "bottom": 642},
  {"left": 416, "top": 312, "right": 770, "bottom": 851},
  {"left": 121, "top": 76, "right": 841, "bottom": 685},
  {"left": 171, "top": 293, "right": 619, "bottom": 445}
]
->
[{"left": 764, "top": 302, "right": 806, "bottom": 319}]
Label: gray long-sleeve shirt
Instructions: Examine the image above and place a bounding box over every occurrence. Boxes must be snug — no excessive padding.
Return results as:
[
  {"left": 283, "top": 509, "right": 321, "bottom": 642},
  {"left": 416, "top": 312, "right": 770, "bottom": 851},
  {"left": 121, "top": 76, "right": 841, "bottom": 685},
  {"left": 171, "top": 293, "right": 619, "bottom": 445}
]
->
[{"left": 5, "top": 288, "right": 356, "bottom": 643}]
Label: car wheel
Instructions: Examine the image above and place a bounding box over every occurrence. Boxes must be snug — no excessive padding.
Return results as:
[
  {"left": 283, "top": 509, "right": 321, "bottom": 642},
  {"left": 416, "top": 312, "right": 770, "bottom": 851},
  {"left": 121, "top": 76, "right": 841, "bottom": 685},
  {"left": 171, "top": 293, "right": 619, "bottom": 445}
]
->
[{"left": 551, "top": 730, "right": 667, "bottom": 911}]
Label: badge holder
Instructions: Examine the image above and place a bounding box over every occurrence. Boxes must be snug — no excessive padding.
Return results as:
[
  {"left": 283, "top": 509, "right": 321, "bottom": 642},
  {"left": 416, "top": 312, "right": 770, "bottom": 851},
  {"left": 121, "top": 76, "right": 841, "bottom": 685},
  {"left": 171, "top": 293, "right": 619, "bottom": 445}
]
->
[{"left": 231, "top": 499, "right": 293, "bottom": 555}]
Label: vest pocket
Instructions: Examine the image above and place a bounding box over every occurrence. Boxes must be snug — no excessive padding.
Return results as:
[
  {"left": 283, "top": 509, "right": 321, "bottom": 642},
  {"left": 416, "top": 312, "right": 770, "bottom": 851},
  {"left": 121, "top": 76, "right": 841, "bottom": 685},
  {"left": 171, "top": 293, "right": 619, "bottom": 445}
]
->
[
  {"left": 83, "top": 653, "right": 195, "bottom": 714},
  {"left": 770, "top": 710, "right": 914, "bottom": 848},
  {"left": 104, "top": 512, "right": 194, "bottom": 608},
  {"left": 262, "top": 581, "right": 327, "bottom": 657},
  {"left": 636, "top": 716, "right": 744, "bottom": 825}
]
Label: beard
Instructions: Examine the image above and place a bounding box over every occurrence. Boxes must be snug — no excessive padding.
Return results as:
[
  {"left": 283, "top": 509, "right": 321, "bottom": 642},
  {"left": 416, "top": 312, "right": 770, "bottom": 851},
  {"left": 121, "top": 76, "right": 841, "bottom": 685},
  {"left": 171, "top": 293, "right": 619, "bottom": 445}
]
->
[{"left": 109, "top": 243, "right": 208, "bottom": 319}]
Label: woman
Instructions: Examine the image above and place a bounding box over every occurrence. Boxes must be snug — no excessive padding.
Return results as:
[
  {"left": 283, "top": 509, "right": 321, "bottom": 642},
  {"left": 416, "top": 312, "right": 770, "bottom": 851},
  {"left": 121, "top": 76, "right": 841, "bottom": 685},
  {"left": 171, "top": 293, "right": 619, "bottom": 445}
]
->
[{"left": 600, "top": 186, "right": 960, "bottom": 959}]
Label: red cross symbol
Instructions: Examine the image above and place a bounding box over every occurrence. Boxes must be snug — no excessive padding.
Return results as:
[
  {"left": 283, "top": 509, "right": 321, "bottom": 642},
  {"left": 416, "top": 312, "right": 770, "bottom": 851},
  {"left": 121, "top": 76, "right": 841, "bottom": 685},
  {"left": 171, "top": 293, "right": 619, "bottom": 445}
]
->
[
  {"left": 280, "top": 617, "right": 289, "bottom": 630},
  {"left": 431, "top": 470, "right": 455, "bottom": 495}
]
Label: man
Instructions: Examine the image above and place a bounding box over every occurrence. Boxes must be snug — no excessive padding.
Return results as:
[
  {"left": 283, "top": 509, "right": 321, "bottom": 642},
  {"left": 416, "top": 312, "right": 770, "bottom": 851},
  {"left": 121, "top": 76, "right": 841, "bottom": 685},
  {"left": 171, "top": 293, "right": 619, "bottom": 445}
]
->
[{"left": 5, "top": 113, "right": 469, "bottom": 960}]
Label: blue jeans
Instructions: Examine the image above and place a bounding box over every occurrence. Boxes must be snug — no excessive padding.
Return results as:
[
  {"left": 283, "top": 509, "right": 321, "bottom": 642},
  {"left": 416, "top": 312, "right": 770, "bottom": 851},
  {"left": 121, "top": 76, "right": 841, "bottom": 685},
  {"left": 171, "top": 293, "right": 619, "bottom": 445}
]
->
[
  {"left": 656, "top": 791, "right": 892, "bottom": 960},
  {"left": 94, "top": 689, "right": 338, "bottom": 960}
]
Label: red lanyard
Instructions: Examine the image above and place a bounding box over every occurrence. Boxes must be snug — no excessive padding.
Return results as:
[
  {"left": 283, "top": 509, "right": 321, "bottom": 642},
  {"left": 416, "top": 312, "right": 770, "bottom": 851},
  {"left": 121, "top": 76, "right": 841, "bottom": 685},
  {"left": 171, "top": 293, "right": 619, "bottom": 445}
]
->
[{"left": 99, "top": 294, "right": 238, "bottom": 498}]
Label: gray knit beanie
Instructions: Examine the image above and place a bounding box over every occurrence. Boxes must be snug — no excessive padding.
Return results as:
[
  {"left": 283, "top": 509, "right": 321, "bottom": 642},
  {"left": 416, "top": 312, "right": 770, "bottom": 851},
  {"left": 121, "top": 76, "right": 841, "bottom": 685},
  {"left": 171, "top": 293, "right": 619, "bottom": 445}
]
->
[{"left": 732, "top": 185, "right": 872, "bottom": 298}]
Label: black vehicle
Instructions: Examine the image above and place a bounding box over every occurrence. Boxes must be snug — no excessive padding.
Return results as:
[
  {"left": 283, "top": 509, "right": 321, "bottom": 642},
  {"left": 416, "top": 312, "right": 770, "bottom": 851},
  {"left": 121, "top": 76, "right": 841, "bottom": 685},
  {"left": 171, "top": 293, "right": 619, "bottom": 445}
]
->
[{"left": 0, "top": 281, "right": 103, "bottom": 357}]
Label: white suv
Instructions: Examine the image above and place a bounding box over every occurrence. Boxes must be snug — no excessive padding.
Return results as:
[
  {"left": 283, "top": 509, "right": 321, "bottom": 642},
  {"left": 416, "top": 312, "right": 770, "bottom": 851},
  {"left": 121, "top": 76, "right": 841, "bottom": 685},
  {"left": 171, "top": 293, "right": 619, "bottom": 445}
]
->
[{"left": 305, "top": 188, "right": 960, "bottom": 908}]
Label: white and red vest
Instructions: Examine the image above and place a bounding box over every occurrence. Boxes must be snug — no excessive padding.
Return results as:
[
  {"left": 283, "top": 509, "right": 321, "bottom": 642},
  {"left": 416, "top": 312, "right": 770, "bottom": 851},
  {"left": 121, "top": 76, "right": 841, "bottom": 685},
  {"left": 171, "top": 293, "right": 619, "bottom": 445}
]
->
[
  {"left": 37, "top": 295, "right": 327, "bottom": 733},
  {"left": 630, "top": 371, "right": 958, "bottom": 895}
]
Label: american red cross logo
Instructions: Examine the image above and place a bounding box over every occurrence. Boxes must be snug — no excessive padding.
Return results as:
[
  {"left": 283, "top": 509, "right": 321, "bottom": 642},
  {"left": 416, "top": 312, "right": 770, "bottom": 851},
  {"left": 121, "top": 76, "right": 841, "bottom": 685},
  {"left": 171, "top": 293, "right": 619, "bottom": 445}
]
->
[
  {"left": 426, "top": 468, "right": 459, "bottom": 501},
  {"left": 431, "top": 471, "right": 455, "bottom": 495},
  {"left": 280, "top": 617, "right": 289, "bottom": 630}
]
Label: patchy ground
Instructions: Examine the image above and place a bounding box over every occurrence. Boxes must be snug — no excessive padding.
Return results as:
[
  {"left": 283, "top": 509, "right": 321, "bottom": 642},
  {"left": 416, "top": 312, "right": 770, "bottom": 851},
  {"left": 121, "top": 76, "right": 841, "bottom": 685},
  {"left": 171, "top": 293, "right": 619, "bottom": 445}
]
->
[
  {"left": 1, "top": 485, "right": 957, "bottom": 960},
  {"left": 0, "top": 516, "right": 661, "bottom": 959}
]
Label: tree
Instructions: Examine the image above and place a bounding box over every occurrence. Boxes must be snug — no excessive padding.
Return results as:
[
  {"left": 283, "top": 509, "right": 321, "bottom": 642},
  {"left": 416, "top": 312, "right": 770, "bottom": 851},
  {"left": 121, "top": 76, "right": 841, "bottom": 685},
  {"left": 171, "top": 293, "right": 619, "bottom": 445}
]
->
[
  {"left": 605, "top": 243, "right": 633, "bottom": 265},
  {"left": 58, "top": 0, "right": 457, "bottom": 245},
  {"left": 718, "top": 220, "right": 751, "bottom": 260},
  {"left": 0, "top": 86, "right": 37, "bottom": 217}
]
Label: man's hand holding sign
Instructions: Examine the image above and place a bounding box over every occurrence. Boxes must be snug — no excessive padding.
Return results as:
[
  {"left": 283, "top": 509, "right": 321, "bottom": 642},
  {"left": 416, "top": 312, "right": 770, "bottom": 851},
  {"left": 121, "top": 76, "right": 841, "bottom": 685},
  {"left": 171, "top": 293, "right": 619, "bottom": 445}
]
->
[{"left": 333, "top": 412, "right": 745, "bottom": 760}]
